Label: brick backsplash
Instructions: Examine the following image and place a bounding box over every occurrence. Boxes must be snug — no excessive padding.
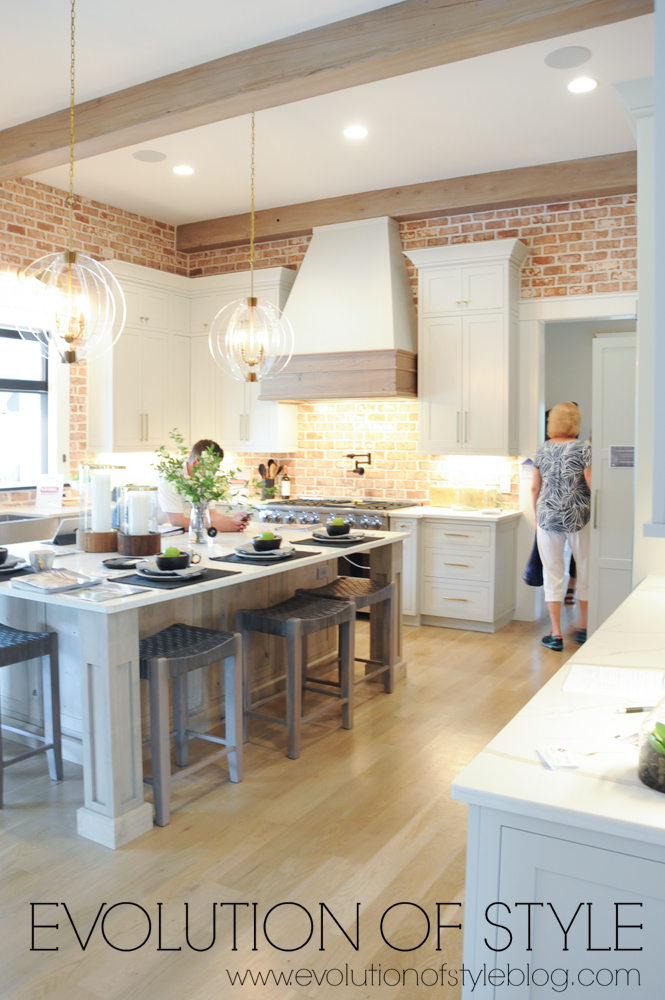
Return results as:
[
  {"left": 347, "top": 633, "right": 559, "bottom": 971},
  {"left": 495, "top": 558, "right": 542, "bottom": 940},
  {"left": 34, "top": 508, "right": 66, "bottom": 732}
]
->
[{"left": 0, "top": 177, "right": 635, "bottom": 506}]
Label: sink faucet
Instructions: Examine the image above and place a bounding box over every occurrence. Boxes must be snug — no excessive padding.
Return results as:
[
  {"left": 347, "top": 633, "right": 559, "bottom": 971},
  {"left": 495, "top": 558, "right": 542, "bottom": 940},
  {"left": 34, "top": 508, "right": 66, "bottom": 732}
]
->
[{"left": 346, "top": 452, "right": 371, "bottom": 476}]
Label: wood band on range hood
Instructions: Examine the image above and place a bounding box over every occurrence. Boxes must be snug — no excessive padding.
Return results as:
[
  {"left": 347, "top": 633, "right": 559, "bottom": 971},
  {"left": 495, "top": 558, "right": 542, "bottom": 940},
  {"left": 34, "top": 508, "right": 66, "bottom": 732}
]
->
[{"left": 257, "top": 349, "right": 417, "bottom": 401}]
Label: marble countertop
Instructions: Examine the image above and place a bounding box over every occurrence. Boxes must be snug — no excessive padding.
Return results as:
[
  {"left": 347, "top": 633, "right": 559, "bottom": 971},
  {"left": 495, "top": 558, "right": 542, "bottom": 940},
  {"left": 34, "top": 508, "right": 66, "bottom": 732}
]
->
[
  {"left": 0, "top": 526, "right": 406, "bottom": 615},
  {"left": 451, "top": 576, "right": 665, "bottom": 846},
  {"left": 388, "top": 505, "right": 521, "bottom": 522}
]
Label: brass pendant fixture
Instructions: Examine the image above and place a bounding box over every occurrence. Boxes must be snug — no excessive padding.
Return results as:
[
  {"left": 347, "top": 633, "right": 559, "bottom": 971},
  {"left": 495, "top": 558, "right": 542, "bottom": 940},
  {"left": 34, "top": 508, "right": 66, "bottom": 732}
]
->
[
  {"left": 18, "top": 0, "right": 126, "bottom": 365},
  {"left": 208, "top": 113, "right": 294, "bottom": 382}
]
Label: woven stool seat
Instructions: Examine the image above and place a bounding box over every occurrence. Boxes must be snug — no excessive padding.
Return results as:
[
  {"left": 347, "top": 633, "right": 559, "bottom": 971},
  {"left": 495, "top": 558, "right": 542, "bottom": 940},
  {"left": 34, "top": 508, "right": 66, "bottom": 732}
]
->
[
  {"left": 0, "top": 622, "right": 63, "bottom": 807},
  {"left": 237, "top": 595, "right": 356, "bottom": 759},
  {"left": 297, "top": 577, "right": 395, "bottom": 694},
  {"left": 139, "top": 622, "right": 242, "bottom": 826}
]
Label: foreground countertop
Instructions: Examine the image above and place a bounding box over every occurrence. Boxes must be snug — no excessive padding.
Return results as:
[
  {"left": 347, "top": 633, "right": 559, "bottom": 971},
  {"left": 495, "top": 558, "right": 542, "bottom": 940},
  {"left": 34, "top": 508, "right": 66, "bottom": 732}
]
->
[
  {"left": 0, "top": 526, "right": 406, "bottom": 614},
  {"left": 451, "top": 575, "right": 665, "bottom": 846},
  {"left": 389, "top": 505, "right": 521, "bottom": 522}
]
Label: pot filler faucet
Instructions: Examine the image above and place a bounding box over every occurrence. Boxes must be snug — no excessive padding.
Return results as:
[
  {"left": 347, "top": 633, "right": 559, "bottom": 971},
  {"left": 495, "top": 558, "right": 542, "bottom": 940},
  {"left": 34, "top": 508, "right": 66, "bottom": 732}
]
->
[{"left": 346, "top": 452, "right": 372, "bottom": 475}]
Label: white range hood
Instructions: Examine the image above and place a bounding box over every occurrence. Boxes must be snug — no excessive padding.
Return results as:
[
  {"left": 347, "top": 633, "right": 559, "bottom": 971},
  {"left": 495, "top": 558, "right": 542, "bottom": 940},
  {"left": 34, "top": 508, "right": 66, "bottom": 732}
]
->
[{"left": 258, "top": 216, "right": 417, "bottom": 401}]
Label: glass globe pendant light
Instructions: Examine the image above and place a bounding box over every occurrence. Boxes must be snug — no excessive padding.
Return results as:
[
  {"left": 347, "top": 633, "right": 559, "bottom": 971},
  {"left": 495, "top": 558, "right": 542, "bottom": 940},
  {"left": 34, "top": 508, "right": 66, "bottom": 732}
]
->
[
  {"left": 208, "top": 113, "right": 294, "bottom": 382},
  {"left": 18, "top": 0, "right": 126, "bottom": 365}
]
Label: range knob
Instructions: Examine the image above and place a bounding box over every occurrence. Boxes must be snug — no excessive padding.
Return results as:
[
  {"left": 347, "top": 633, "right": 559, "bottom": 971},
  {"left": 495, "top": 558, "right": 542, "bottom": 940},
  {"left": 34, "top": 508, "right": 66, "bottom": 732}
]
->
[
  {"left": 283, "top": 512, "right": 297, "bottom": 524},
  {"left": 309, "top": 513, "right": 321, "bottom": 524},
  {"left": 359, "top": 515, "right": 371, "bottom": 529},
  {"left": 370, "top": 516, "right": 383, "bottom": 529},
  {"left": 345, "top": 515, "right": 356, "bottom": 526},
  {"left": 265, "top": 511, "right": 280, "bottom": 523},
  {"left": 298, "top": 512, "right": 310, "bottom": 525}
]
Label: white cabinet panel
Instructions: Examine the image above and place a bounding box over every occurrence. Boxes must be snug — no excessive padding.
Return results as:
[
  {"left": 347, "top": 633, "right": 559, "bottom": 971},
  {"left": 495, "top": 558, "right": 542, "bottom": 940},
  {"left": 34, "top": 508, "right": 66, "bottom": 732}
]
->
[
  {"left": 407, "top": 240, "right": 528, "bottom": 456},
  {"left": 389, "top": 516, "right": 419, "bottom": 620}
]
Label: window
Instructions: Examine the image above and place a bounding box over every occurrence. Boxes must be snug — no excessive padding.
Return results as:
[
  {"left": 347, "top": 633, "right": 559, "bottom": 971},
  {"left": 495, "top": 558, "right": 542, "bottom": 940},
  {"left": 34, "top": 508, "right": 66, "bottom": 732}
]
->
[{"left": 0, "top": 329, "right": 48, "bottom": 489}]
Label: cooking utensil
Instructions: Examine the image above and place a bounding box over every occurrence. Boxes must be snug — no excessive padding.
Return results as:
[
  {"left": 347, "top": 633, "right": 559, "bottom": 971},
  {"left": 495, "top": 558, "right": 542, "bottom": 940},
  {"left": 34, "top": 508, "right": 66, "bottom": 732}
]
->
[
  {"left": 276, "top": 465, "right": 284, "bottom": 477},
  {"left": 258, "top": 464, "right": 266, "bottom": 477}
]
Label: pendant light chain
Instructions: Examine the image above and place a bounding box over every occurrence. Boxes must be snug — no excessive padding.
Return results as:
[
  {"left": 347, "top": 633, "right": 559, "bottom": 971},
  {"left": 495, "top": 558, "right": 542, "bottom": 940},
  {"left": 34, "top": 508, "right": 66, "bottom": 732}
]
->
[
  {"left": 67, "top": 0, "right": 76, "bottom": 256},
  {"left": 250, "top": 111, "right": 255, "bottom": 301}
]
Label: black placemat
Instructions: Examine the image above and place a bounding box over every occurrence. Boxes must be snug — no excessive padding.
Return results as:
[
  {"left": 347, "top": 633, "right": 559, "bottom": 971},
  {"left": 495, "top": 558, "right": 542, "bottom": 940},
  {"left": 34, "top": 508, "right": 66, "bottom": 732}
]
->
[
  {"left": 0, "top": 564, "right": 34, "bottom": 581},
  {"left": 108, "top": 567, "right": 240, "bottom": 589},
  {"left": 211, "top": 549, "right": 318, "bottom": 567},
  {"left": 298, "top": 533, "right": 384, "bottom": 547}
]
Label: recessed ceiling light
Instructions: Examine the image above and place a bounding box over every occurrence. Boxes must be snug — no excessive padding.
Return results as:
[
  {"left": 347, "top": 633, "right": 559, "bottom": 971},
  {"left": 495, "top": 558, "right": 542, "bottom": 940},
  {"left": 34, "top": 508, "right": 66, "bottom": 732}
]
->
[
  {"left": 568, "top": 77, "right": 598, "bottom": 94},
  {"left": 173, "top": 164, "right": 195, "bottom": 175},
  {"left": 544, "top": 46, "right": 591, "bottom": 69},
  {"left": 343, "top": 124, "right": 368, "bottom": 140},
  {"left": 132, "top": 149, "right": 167, "bottom": 162}
]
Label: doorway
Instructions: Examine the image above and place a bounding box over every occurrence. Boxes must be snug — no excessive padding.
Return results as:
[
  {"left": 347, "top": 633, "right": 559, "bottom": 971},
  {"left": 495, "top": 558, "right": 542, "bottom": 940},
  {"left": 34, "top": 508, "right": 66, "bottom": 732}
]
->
[{"left": 544, "top": 319, "right": 637, "bottom": 633}]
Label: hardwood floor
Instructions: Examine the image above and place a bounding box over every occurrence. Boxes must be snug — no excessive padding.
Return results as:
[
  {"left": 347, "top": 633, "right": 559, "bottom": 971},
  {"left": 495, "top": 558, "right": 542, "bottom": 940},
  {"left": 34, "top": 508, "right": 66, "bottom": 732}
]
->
[{"left": 0, "top": 609, "right": 578, "bottom": 1000}]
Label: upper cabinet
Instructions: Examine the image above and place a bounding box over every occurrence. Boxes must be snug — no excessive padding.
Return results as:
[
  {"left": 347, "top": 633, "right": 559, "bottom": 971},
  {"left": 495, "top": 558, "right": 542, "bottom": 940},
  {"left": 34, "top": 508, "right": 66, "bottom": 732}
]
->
[
  {"left": 405, "top": 240, "right": 529, "bottom": 456},
  {"left": 87, "top": 262, "right": 192, "bottom": 453},
  {"left": 188, "top": 268, "right": 298, "bottom": 454}
]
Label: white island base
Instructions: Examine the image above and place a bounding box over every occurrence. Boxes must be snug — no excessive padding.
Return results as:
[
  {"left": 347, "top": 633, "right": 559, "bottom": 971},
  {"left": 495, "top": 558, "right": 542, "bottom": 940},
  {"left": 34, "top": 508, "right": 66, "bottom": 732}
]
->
[{"left": 452, "top": 577, "right": 665, "bottom": 997}]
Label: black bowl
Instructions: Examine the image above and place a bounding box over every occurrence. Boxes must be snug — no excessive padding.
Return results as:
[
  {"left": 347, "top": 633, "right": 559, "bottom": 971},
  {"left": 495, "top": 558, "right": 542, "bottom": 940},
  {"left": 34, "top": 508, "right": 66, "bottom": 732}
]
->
[
  {"left": 252, "top": 534, "right": 282, "bottom": 552},
  {"left": 0, "top": 547, "right": 7, "bottom": 565},
  {"left": 326, "top": 522, "right": 350, "bottom": 536},
  {"left": 156, "top": 551, "right": 191, "bottom": 571}
]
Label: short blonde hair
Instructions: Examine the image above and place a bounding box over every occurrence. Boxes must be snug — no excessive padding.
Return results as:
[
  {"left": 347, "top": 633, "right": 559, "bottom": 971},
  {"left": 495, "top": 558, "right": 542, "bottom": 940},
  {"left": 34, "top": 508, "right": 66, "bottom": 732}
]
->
[{"left": 547, "top": 402, "right": 581, "bottom": 438}]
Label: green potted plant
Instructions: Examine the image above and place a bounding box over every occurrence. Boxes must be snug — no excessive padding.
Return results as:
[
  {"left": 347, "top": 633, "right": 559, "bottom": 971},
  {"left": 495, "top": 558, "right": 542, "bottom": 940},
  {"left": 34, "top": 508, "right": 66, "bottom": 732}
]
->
[{"left": 153, "top": 429, "right": 244, "bottom": 542}]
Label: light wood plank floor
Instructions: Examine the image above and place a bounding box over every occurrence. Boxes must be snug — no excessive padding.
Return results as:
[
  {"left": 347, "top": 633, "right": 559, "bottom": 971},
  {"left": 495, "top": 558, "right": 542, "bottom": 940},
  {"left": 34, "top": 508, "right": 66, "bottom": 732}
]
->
[{"left": 0, "top": 609, "right": 579, "bottom": 1000}]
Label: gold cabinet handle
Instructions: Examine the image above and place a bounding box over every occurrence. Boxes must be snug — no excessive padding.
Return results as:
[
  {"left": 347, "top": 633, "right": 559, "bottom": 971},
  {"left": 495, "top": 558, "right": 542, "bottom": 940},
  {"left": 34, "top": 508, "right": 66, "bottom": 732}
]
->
[
  {"left": 444, "top": 562, "right": 470, "bottom": 567},
  {"left": 444, "top": 532, "right": 469, "bottom": 537},
  {"left": 443, "top": 596, "right": 469, "bottom": 602},
  {"left": 145, "top": 412, "right": 149, "bottom": 440}
]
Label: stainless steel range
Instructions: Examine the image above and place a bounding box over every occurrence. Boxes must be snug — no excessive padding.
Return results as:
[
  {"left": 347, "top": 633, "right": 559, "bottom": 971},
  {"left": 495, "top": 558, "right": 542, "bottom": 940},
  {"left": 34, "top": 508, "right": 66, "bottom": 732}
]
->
[{"left": 258, "top": 497, "right": 420, "bottom": 530}]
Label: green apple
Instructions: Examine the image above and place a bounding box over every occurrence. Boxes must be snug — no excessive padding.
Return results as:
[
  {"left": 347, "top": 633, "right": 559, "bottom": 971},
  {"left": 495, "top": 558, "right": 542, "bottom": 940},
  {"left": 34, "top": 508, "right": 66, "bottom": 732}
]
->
[
  {"left": 259, "top": 531, "right": 276, "bottom": 540},
  {"left": 163, "top": 546, "right": 181, "bottom": 557},
  {"left": 329, "top": 518, "right": 346, "bottom": 526}
]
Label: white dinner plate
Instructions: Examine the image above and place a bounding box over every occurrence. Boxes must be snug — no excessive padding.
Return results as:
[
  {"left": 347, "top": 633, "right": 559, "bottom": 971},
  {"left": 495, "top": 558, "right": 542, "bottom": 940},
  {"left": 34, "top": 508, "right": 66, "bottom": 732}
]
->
[
  {"left": 137, "top": 560, "right": 203, "bottom": 579},
  {"left": 0, "top": 556, "right": 29, "bottom": 573},
  {"left": 234, "top": 544, "right": 295, "bottom": 560},
  {"left": 312, "top": 531, "right": 365, "bottom": 542}
]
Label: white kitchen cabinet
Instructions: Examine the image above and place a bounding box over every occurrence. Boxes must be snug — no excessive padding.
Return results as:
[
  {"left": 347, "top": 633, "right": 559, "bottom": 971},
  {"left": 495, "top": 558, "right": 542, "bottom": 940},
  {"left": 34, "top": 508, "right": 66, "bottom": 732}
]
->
[
  {"left": 405, "top": 239, "right": 529, "bottom": 456},
  {"left": 389, "top": 516, "right": 420, "bottom": 624},
  {"left": 188, "top": 268, "right": 298, "bottom": 454},
  {"left": 420, "top": 515, "right": 518, "bottom": 631},
  {"left": 87, "top": 263, "right": 193, "bottom": 453}
]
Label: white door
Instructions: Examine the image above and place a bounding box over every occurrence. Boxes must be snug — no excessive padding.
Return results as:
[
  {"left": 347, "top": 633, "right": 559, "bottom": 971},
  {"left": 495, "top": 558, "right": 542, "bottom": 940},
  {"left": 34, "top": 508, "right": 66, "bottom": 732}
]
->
[{"left": 588, "top": 336, "right": 636, "bottom": 634}]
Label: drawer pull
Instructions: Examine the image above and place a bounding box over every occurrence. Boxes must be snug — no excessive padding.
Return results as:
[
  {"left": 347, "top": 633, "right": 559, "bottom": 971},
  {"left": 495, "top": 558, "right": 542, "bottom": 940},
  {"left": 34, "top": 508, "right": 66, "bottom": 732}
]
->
[
  {"left": 444, "top": 562, "right": 470, "bottom": 567},
  {"left": 444, "top": 532, "right": 469, "bottom": 537},
  {"left": 442, "top": 596, "right": 469, "bottom": 602}
]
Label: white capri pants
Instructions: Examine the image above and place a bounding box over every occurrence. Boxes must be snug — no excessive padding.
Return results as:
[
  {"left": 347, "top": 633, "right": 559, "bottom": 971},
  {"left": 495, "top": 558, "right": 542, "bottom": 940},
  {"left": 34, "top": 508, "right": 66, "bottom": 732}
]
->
[{"left": 536, "top": 523, "right": 590, "bottom": 603}]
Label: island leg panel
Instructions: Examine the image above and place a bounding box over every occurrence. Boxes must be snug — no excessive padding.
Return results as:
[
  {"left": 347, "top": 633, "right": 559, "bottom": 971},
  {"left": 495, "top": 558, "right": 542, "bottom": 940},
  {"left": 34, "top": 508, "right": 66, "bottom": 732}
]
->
[{"left": 76, "top": 608, "right": 153, "bottom": 849}]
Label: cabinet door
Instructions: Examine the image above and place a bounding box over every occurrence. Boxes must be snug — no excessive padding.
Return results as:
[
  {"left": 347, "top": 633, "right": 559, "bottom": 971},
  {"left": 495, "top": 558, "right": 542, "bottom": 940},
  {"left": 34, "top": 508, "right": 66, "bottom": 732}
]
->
[
  {"left": 112, "top": 328, "right": 144, "bottom": 448},
  {"left": 418, "top": 317, "right": 463, "bottom": 453},
  {"left": 421, "top": 268, "right": 463, "bottom": 314},
  {"left": 190, "top": 295, "right": 212, "bottom": 335},
  {"left": 169, "top": 334, "right": 191, "bottom": 443},
  {"left": 140, "top": 288, "right": 169, "bottom": 330},
  {"left": 141, "top": 330, "right": 169, "bottom": 448},
  {"left": 190, "top": 335, "right": 219, "bottom": 443},
  {"left": 462, "top": 263, "right": 504, "bottom": 310},
  {"left": 218, "top": 371, "right": 248, "bottom": 450},
  {"left": 247, "top": 384, "right": 298, "bottom": 454},
  {"left": 462, "top": 314, "right": 506, "bottom": 452}
]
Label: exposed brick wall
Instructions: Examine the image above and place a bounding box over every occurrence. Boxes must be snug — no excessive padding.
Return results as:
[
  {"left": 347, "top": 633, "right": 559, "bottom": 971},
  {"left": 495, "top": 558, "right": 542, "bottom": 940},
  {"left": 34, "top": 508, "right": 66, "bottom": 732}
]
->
[{"left": 0, "top": 177, "right": 635, "bottom": 508}]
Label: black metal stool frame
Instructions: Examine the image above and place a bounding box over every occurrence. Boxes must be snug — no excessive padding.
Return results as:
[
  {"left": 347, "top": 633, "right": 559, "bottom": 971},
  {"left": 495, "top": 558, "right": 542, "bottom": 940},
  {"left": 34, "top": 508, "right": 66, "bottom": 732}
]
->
[{"left": 0, "top": 623, "right": 63, "bottom": 807}]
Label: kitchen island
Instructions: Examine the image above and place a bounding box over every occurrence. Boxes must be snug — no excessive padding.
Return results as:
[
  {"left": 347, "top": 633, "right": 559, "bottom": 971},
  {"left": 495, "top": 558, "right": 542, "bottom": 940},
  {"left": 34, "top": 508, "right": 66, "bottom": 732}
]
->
[
  {"left": 0, "top": 527, "right": 405, "bottom": 849},
  {"left": 451, "top": 576, "right": 665, "bottom": 997}
]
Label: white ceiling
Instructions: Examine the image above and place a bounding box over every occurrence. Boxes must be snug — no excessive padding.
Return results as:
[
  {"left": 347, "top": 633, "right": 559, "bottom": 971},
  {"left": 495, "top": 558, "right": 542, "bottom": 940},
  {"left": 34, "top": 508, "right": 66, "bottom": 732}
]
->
[{"left": 2, "top": 2, "right": 654, "bottom": 228}]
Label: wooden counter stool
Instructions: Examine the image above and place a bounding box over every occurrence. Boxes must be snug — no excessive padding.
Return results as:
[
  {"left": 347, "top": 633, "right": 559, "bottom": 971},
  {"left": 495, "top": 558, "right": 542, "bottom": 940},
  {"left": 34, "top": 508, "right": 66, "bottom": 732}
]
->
[
  {"left": 0, "top": 622, "right": 63, "bottom": 807},
  {"left": 297, "top": 578, "right": 395, "bottom": 693},
  {"left": 236, "top": 594, "right": 356, "bottom": 760},
  {"left": 138, "top": 623, "right": 242, "bottom": 827}
]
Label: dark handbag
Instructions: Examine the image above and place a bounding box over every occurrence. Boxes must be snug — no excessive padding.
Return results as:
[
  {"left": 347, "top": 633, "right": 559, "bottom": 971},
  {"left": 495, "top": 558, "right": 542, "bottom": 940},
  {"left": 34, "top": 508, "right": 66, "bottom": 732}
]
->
[{"left": 523, "top": 532, "right": 543, "bottom": 587}]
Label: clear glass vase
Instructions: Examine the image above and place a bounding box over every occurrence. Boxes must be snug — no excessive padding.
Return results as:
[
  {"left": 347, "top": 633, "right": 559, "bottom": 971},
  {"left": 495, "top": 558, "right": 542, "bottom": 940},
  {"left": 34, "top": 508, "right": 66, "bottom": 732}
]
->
[
  {"left": 638, "top": 699, "right": 665, "bottom": 793},
  {"left": 189, "top": 501, "right": 211, "bottom": 545}
]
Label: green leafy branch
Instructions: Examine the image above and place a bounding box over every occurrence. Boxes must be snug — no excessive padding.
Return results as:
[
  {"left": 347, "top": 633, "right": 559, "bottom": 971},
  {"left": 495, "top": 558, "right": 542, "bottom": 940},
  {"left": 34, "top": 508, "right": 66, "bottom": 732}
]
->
[{"left": 153, "top": 429, "right": 243, "bottom": 508}]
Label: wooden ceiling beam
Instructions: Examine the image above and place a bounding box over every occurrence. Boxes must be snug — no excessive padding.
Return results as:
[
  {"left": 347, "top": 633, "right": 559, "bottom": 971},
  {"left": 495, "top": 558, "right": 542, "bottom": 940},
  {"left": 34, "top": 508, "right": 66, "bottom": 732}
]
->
[
  {"left": 0, "top": 0, "right": 651, "bottom": 181},
  {"left": 176, "top": 151, "right": 637, "bottom": 252}
]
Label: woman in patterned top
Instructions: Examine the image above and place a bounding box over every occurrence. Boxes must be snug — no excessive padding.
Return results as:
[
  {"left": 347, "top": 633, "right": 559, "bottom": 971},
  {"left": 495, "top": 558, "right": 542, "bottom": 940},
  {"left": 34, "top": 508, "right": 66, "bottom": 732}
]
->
[{"left": 531, "top": 402, "right": 592, "bottom": 651}]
